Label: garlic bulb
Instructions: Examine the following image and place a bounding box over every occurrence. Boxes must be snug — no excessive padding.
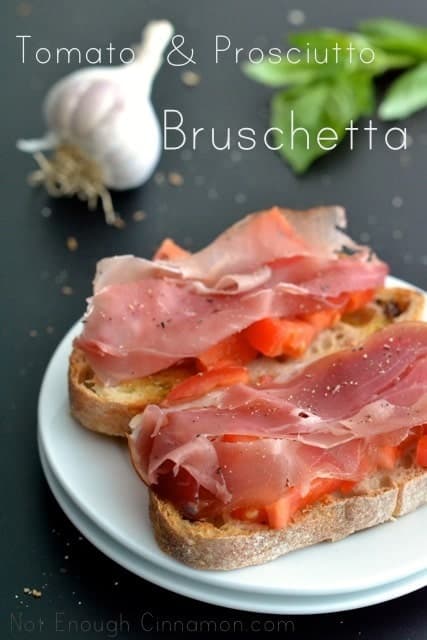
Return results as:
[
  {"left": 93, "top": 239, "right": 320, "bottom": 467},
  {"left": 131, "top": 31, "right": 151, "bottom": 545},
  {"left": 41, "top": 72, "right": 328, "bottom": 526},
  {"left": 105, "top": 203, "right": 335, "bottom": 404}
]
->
[{"left": 17, "top": 20, "right": 174, "bottom": 225}]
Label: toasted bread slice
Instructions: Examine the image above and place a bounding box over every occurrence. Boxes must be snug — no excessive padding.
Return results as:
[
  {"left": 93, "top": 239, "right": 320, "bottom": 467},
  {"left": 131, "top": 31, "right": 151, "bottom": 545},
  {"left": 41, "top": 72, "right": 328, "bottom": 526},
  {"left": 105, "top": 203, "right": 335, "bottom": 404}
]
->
[
  {"left": 69, "top": 287, "right": 425, "bottom": 437},
  {"left": 68, "top": 349, "right": 194, "bottom": 437},
  {"left": 149, "top": 463, "right": 427, "bottom": 570}
]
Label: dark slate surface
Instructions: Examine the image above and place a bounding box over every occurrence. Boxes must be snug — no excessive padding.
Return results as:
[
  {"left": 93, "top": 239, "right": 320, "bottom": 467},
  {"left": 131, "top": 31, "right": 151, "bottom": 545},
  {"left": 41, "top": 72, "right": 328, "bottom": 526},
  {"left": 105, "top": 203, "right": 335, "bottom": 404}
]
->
[{"left": 1, "top": 1, "right": 426, "bottom": 638}]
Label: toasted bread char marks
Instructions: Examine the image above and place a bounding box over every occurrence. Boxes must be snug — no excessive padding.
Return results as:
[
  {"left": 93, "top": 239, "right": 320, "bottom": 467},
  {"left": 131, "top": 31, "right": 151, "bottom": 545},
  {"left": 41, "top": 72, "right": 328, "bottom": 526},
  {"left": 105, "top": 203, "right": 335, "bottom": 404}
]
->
[
  {"left": 149, "top": 466, "right": 427, "bottom": 570},
  {"left": 69, "top": 287, "right": 424, "bottom": 437},
  {"left": 68, "top": 349, "right": 193, "bottom": 437}
]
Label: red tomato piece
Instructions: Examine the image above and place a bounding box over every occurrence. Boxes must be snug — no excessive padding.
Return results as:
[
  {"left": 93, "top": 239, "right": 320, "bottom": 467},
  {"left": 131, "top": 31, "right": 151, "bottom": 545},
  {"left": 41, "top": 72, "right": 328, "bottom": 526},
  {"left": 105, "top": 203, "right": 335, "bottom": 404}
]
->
[
  {"left": 153, "top": 238, "right": 191, "bottom": 260},
  {"left": 416, "top": 435, "right": 427, "bottom": 468},
  {"left": 197, "top": 333, "right": 257, "bottom": 370},
  {"left": 166, "top": 366, "right": 249, "bottom": 404},
  {"left": 377, "top": 445, "right": 400, "bottom": 470},
  {"left": 243, "top": 318, "right": 316, "bottom": 358}
]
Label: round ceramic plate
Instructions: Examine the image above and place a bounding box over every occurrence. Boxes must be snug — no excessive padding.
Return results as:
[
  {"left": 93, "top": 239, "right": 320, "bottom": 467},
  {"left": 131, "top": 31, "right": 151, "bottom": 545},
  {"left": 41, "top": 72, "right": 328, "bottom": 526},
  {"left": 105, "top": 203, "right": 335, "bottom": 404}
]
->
[
  {"left": 39, "top": 439, "right": 427, "bottom": 614},
  {"left": 38, "top": 276, "right": 427, "bottom": 598}
]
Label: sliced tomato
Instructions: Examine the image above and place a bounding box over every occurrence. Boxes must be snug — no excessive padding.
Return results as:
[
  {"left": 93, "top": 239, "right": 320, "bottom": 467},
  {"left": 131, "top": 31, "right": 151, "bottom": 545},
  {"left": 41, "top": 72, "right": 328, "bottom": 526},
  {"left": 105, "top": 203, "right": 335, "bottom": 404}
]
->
[
  {"left": 302, "top": 308, "right": 341, "bottom": 331},
  {"left": 265, "top": 487, "right": 302, "bottom": 529},
  {"left": 377, "top": 445, "right": 400, "bottom": 470},
  {"left": 165, "top": 366, "right": 249, "bottom": 404},
  {"left": 243, "top": 317, "right": 316, "bottom": 358},
  {"left": 416, "top": 435, "right": 427, "bottom": 468},
  {"left": 153, "top": 238, "right": 191, "bottom": 261},
  {"left": 300, "top": 478, "right": 343, "bottom": 508},
  {"left": 344, "top": 289, "right": 375, "bottom": 313},
  {"left": 264, "top": 478, "right": 344, "bottom": 530},
  {"left": 257, "top": 206, "right": 302, "bottom": 244},
  {"left": 399, "top": 425, "right": 427, "bottom": 452},
  {"left": 340, "top": 480, "right": 357, "bottom": 495},
  {"left": 231, "top": 477, "right": 373, "bottom": 529},
  {"left": 197, "top": 333, "right": 257, "bottom": 371},
  {"left": 242, "top": 289, "right": 373, "bottom": 361}
]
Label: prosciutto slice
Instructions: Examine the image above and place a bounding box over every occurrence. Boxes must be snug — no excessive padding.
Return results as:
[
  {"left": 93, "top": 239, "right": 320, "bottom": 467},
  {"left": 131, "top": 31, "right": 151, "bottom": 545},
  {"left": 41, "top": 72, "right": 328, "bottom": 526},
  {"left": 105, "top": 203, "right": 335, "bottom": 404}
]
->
[
  {"left": 129, "top": 322, "right": 427, "bottom": 512},
  {"left": 76, "top": 206, "right": 387, "bottom": 383},
  {"left": 93, "top": 206, "right": 359, "bottom": 293}
]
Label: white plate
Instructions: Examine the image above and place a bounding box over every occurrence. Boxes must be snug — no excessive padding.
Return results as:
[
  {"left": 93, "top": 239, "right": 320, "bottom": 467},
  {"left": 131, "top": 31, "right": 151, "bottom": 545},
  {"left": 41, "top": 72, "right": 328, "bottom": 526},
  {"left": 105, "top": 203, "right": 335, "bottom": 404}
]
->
[
  {"left": 38, "top": 276, "right": 427, "bottom": 598},
  {"left": 39, "top": 439, "right": 427, "bottom": 614}
]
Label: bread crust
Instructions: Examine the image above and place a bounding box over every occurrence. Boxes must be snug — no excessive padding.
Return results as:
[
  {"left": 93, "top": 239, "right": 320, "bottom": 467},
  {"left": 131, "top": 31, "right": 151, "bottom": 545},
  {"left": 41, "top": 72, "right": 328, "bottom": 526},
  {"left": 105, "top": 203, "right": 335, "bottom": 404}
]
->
[
  {"left": 68, "top": 349, "right": 193, "bottom": 437},
  {"left": 69, "top": 287, "right": 425, "bottom": 437},
  {"left": 149, "top": 467, "right": 427, "bottom": 570},
  {"left": 69, "top": 349, "right": 137, "bottom": 437},
  {"left": 68, "top": 286, "right": 426, "bottom": 569}
]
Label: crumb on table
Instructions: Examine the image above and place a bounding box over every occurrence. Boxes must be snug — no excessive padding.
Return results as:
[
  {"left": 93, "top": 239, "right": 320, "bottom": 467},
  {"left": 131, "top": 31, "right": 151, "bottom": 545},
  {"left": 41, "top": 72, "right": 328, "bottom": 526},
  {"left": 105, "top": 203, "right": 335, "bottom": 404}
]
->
[
  {"left": 66, "top": 236, "right": 78, "bottom": 251},
  {"left": 23, "top": 587, "right": 42, "bottom": 598},
  {"left": 181, "top": 70, "right": 201, "bottom": 87},
  {"left": 61, "top": 285, "right": 73, "bottom": 296},
  {"left": 168, "top": 172, "right": 184, "bottom": 187},
  {"left": 133, "top": 210, "right": 146, "bottom": 222}
]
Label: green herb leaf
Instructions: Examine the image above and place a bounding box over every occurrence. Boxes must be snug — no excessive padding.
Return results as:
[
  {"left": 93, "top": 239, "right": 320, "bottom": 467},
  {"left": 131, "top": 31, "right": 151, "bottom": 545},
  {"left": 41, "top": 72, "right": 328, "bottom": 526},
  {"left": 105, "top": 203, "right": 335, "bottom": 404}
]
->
[
  {"left": 360, "top": 18, "right": 427, "bottom": 59},
  {"left": 242, "top": 34, "right": 360, "bottom": 87},
  {"left": 242, "top": 60, "right": 320, "bottom": 88},
  {"left": 243, "top": 36, "right": 414, "bottom": 88},
  {"left": 369, "top": 50, "right": 415, "bottom": 75},
  {"left": 379, "top": 62, "right": 427, "bottom": 120},
  {"left": 289, "top": 29, "right": 372, "bottom": 56},
  {"left": 289, "top": 29, "right": 413, "bottom": 76},
  {"left": 271, "top": 74, "right": 375, "bottom": 173},
  {"left": 243, "top": 18, "right": 427, "bottom": 174}
]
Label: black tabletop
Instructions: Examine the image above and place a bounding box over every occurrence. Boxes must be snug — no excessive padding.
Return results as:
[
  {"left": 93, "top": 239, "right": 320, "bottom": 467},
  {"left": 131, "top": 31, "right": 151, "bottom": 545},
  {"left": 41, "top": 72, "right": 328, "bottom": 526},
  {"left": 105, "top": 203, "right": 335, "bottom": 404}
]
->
[{"left": 2, "top": 1, "right": 427, "bottom": 638}]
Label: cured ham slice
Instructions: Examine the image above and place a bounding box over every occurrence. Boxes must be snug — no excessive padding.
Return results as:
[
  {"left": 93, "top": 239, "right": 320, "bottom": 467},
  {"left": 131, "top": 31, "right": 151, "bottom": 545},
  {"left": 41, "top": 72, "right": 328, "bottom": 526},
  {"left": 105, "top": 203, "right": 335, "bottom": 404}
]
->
[
  {"left": 76, "top": 207, "right": 387, "bottom": 383},
  {"left": 129, "top": 323, "right": 427, "bottom": 516},
  {"left": 93, "top": 206, "right": 359, "bottom": 293}
]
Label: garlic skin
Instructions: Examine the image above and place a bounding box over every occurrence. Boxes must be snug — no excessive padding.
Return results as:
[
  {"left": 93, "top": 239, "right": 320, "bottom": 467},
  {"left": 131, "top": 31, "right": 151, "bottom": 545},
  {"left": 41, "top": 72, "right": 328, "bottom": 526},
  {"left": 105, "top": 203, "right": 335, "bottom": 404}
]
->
[{"left": 18, "top": 20, "right": 173, "bottom": 221}]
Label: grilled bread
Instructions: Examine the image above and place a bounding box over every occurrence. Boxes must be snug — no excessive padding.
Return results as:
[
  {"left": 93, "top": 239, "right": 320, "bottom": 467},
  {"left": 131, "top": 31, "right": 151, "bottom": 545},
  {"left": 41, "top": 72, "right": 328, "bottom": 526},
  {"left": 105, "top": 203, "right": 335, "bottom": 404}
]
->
[
  {"left": 69, "top": 287, "right": 424, "bottom": 437},
  {"left": 69, "top": 286, "right": 427, "bottom": 570}
]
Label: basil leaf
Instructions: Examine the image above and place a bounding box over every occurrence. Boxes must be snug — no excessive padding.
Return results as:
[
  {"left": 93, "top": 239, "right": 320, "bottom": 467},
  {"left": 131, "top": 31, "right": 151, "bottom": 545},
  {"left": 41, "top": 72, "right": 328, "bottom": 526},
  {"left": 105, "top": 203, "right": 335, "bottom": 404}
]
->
[
  {"left": 289, "top": 29, "right": 372, "bottom": 54},
  {"left": 243, "top": 27, "right": 414, "bottom": 89},
  {"left": 242, "top": 60, "right": 320, "bottom": 88},
  {"left": 242, "top": 36, "right": 360, "bottom": 87},
  {"left": 370, "top": 50, "right": 415, "bottom": 75},
  {"left": 271, "top": 74, "right": 375, "bottom": 173},
  {"left": 379, "top": 62, "right": 427, "bottom": 120},
  {"left": 289, "top": 30, "right": 369, "bottom": 76},
  {"left": 289, "top": 29, "right": 413, "bottom": 76},
  {"left": 360, "top": 19, "right": 427, "bottom": 59}
]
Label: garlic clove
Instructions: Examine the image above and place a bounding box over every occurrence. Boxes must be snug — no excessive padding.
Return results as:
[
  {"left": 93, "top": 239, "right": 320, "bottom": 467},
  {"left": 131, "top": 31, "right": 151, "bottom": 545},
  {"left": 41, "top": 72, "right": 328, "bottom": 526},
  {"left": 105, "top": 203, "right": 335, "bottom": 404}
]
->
[
  {"left": 44, "top": 68, "right": 120, "bottom": 136},
  {"left": 96, "top": 103, "right": 162, "bottom": 190},
  {"left": 68, "top": 80, "right": 121, "bottom": 139},
  {"left": 44, "top": 70, "right": 99, "bottom": 135},
  {"left": 134, "top": 20, "right": 175, "bottom": 95},
  {"left": 17, "top": 131, "right": 58, "bottom": 153},
  {"left": 17, "top": 20, "right": 174, "bottom": 224}
]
